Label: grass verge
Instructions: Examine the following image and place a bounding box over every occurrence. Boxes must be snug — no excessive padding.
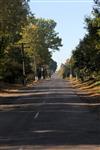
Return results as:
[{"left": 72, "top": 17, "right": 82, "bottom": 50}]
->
[{"left": 69, "top": 78, "right": 100, "bottom": 97}]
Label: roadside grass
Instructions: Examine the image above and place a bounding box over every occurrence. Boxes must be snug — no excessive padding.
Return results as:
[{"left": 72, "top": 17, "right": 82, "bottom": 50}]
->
[
  {"left": 94, "top": 81, "right": 100, "bottom": 87},
  {"left": 0, "top": 80, "right": 40, "bottom": 97},
  {"left": 69, "top": 77, "right": 100, "bottom": 96}
]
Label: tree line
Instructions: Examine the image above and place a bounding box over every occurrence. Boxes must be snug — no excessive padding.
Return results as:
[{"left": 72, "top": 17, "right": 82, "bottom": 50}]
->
[
  {"left": 0, "top": 0, "right": 62, "bottom": 84},
  {"left": 59, "top": 0, "right": 100, "bottom": 82}
]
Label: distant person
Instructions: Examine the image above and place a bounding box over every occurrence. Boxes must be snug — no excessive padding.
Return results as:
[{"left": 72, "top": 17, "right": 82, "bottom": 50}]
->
[
  {"left": 37, "top": 67, "right": 41, "bottom": 80},
  {"left": 62, "top": 72, "right": 66, "bottom": 79},
  {"left": 43, "top": 67, "right": 47, "bottom": 79},
  {"left": 48, "top": 70, "right": 51, "bottom": 78}
]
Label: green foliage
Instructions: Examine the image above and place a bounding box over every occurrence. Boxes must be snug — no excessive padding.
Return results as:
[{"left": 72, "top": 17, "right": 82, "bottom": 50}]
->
[
  {"left": 72, "top": 3, "right": 100, "bottom": 81},
  {"left": 59, "top": 0, "right": 100, "bottom": 81},
  {"left": 58, "top": 58, "right": 76, "bottom": 79},
  {"left": 0, "top": 0, "right": 30, "bottom": 83},
  {"left": 49, "top": 59, "right": 57, "bottom": 73},
  {"left": 29, "top": 18, "right": 62, "bottom": 51},
  {"left": 0, "top": 1, "right": 62, "bottom": 83},
  {"left": 21, "top": 17, "right": 62, "bottom": 75}
]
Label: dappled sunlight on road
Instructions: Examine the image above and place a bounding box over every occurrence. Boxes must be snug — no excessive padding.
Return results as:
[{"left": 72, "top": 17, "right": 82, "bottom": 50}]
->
[{"left": 0, "top": 78, "right": 100, "bottom": 149}]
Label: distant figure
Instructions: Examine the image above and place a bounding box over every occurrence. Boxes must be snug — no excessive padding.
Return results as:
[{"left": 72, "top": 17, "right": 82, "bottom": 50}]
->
[
  {"left": 48, "top": 70, "right": 51, "bottom": 78},
  {"left": 62, "top": 72, "right": 66, "bottom": 79},
  {"left": 37, "top": 67, "right": 41, "bottom": 80},
  {"left": 42, "top": 67, "right": 47, "bottom": 79},
  {"left": 49, "top": 72, "right": 51, "bottom": 78}
]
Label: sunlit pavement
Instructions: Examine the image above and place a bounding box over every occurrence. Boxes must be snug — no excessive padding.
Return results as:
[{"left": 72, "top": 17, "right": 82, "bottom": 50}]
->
[{"left": 0, "top": 75, "right": 100, "bottom": 150}]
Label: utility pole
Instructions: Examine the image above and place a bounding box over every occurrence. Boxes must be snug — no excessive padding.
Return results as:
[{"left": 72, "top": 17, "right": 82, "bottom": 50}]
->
[
  {"left": 21, "top": 43, "right": 26, "bottom": 85},
  {"left": 14, "top": 42, "right": 29, "bottom": 85},
  {"left": 33, "top": 55, "right": 37, "bottom": 80},
  {"left": 70, "top": 62, "right": 72, "bottom": 79}
]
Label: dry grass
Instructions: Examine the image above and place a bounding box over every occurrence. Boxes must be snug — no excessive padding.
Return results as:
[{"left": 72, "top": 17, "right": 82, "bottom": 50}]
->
[
  {"left": 70, "top": 78, "right": 100, "bottom": 97},
  {"left": 0, "top": 80, "right": 40, "bottom": 97}
]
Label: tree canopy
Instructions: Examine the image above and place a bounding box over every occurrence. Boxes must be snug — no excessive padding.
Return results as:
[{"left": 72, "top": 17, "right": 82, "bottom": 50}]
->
[
  {"left": 0, "top": 1, "right": 62, "bottom": 83},
  {"left": 59, "top": 0, "right": 100, "bottom": 81}
]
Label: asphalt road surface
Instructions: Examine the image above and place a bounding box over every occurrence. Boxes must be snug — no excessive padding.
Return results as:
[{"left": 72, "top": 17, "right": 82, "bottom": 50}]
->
[{"left": 0, "top": 74, "right": 100, "bottom": 150}]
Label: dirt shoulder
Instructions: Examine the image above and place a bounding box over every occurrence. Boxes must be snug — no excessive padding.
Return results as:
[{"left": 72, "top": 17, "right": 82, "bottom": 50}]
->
[
  {"left": 0, "top": 80, "right": 40, "bottom": 97},
  {"left": 69, "top": 78, "right": 100, "bottom": 103}
]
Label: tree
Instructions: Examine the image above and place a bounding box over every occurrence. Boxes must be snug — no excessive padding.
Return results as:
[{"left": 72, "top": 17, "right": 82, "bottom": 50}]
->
[
  {"left": 21, "top": 17, "right": 62, "bottom": 78},
  {"left": 29, "top": 17, "right": 62, "bottom": 51},
  {"left": 49, "top": 59, "right": 57, "bottom": 73},
  {"left": 0, "top": 2, "right": 62, "bottom": 83},
  {"left": 72, "top": 9, "right": 100, "bottom": 81},
  {"left": 0, "top": 0, "right": 30, "bottom": 82}
]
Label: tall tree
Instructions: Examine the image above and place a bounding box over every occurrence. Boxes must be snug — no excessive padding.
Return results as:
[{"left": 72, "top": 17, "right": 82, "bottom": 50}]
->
[
  {"left": 0, "top": 0, "right": 30, "bottom": 82},
  {"left": 21, "top": 17, "right": 62, "bottom": 72}
]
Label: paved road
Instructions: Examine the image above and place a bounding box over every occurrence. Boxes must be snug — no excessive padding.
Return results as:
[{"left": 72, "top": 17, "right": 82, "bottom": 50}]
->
[{"left": 0, "top": 75, "right": 100, "bottom": 150}]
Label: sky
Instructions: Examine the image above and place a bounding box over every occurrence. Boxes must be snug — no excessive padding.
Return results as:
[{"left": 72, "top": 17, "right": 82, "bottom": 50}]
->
[{"left": 29, "top": 0, "right": 94, "bottom": 69}]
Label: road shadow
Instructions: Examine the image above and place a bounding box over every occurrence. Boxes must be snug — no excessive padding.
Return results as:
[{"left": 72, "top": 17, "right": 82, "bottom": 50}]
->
[{"left": 0, "top": 79, "right": 100, "bottom": 147}]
